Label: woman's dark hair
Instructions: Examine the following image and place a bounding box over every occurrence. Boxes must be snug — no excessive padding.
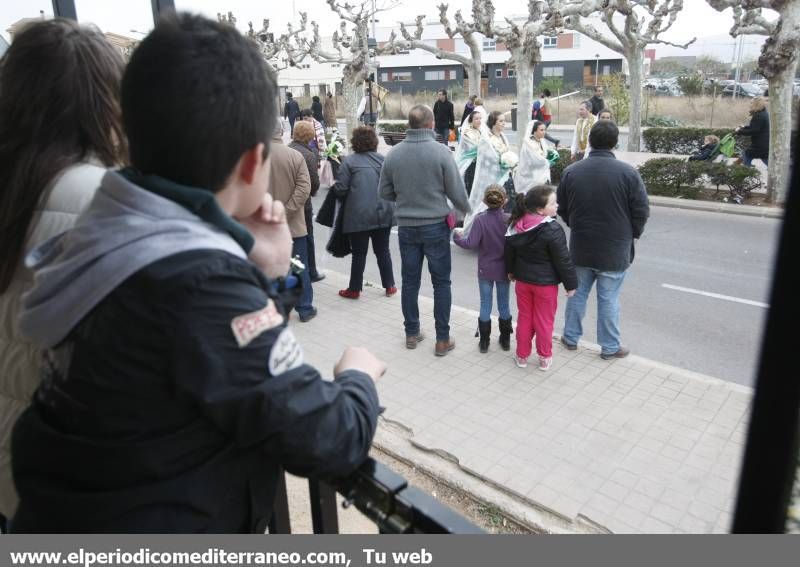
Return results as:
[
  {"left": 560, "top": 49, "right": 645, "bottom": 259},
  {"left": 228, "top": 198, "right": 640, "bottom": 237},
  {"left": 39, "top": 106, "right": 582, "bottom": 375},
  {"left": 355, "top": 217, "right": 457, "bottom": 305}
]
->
[
  {"left": 530, "top": 120, "right": 546, "bottom": 138},
  {"left": 468, "top": 110, "right": 481, "bottom": 124},
  {"left": 122, "top": 13, "right": 276, "bottom": 194},
  {"left": 487, "top": 110, "right": 503, "bottom": 130},
  {"left": 300, "top": 108, "right": 313, "bottom": 118},
  {"left": 508, "top": 185, "right": 554, "bottom": 227},
  {"left": 0, "top": 18, "right": 126, "bottom": 293},
  {"left": 439, "top": 89, "right": 448, "bottom": 98},
  {"left": 350, "top": 126, "right": 379, "bottom": 153},
  {"left": 542, "top": 89, "right": 551, "bottom": 97}
]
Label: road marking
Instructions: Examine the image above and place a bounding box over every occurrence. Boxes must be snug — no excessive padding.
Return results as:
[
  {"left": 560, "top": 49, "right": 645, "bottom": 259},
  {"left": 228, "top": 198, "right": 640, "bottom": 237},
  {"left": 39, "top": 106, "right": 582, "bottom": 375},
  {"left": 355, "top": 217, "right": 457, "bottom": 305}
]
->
[{"left": 661, "top": 284, "right": 769, "bottom": 309}]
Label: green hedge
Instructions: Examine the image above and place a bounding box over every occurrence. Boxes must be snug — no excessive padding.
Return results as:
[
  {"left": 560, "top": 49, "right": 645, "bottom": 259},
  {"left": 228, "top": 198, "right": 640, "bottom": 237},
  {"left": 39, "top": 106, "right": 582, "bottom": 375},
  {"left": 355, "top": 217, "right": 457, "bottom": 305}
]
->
[
  {"left": 377, "top": 122, "right": 407, "bottom": 133},
  {"left": 637, "top": 157, "right": 761, "bottom": 199},
  {"left": 642, "top": 127, "right": 750, "bottom": 155},
  {"left": 549, "top": 149, "right": 573, "bottom": 184}
]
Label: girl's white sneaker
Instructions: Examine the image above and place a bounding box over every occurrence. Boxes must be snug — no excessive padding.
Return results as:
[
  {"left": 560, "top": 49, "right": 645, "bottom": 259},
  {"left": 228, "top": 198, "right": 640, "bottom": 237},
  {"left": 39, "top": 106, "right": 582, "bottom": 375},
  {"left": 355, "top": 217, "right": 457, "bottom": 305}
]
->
[
  {"left": 514, "top": 355, "right": 528, "bottom": 368},
  {"left": 538, "top": 356, "right": 553, "bottom": 371}
]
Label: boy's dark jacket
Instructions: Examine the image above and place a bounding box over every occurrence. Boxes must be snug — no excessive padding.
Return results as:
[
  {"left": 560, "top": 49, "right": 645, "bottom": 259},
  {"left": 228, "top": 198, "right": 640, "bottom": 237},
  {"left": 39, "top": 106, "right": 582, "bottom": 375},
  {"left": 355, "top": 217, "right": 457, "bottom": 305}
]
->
[
  {"left": 688, "top": 142, "right": 716, "bottom": 162},
  {"left": 12, "top": 170, "right": 380, "bottom": 533},
  {"left": 505, "top": 217, "right": 577, "bottom": 289}
]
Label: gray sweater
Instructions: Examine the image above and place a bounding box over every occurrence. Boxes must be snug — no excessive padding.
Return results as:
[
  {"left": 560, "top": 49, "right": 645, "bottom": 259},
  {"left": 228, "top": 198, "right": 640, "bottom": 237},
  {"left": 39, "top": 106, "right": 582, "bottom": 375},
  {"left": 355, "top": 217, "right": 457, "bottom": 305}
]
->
[{"left": 379, "top": 129, "right": 470, "bottom": 227}]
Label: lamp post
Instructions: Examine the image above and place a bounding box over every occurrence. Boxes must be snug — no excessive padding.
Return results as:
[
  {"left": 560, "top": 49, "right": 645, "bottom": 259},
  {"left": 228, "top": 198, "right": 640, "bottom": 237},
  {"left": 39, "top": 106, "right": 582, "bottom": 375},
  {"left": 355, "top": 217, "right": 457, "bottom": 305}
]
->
[{"left": 594, "top": 54, "right": 600, "bottom": 87}]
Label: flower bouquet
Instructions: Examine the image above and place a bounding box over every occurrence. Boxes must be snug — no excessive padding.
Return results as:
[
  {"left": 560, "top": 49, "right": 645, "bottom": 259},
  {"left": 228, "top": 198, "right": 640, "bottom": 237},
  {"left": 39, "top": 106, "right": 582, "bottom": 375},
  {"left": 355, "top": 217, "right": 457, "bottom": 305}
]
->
[
  {"left": 500, "top": 150, "right": 519, "bottom": 171},
  {"left": 324, "top": 128, "right": 346, "bottom": 164}
]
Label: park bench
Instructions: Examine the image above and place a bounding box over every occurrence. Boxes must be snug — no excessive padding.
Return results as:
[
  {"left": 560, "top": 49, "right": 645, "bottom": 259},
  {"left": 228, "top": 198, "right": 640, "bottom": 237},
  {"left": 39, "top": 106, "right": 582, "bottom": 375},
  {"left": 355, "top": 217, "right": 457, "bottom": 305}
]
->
[{"left": 381, "top": 130, "right": 452, "bottom": 148}]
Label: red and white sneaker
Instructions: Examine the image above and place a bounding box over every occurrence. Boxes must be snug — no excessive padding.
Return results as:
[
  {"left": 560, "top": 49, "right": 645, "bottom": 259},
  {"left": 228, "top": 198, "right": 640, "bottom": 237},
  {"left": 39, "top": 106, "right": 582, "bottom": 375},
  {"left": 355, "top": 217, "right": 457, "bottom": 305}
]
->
[
  {"left": 514, "top": 355, "right": 528, "bottom": 368},
  {"left": 538, "top": 356, "right": 553, "bottom": 372}
]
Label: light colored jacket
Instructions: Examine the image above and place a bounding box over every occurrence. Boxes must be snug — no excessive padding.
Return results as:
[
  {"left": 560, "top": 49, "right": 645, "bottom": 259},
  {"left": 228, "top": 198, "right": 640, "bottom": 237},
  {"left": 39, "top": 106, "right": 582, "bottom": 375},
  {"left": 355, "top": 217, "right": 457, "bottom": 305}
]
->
[
  {"left": 0, "top": 162, "right": 106, "bottom": 518},
  {"left": 267, "top": 138, "right": 312, "bottom": 238}
]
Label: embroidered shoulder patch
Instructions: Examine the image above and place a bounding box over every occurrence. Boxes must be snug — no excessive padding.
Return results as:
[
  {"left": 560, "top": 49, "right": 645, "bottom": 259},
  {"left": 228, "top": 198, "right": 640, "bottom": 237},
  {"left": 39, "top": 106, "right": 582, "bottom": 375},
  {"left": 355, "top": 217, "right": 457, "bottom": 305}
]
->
[
  {"left": 268, "top": 328, "right": 304, "bottom": 376},
  {"left": 230, "top": 300, "right": 284, "bottom": 348}
]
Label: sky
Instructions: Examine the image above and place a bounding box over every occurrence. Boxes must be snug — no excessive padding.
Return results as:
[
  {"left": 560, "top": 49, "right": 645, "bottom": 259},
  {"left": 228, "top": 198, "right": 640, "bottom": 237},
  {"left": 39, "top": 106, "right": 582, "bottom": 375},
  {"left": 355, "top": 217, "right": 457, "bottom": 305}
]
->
[{"left": 1, "top": 0, "right": 775, "bottom": 62}]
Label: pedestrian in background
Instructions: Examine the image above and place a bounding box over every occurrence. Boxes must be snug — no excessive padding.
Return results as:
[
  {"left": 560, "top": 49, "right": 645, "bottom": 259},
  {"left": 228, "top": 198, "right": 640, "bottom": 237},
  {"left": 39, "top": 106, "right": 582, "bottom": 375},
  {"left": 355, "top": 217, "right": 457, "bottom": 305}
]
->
[
  {"left": 453, "top": 186, "right": 512, "bottom": 353},
  {"left": 379, "top": 105, "right": 470, "bottom": 356},
  {"left": 505, "top": 186, "right": 577, "bottom": 371},
  {"left": 433, "top": 89, "right": 455, "bottom": 145},
  {"left": 588, "top": 85, "right": 605, "bottom": 116},
  {"left": 557, "top": 120, "right": 650, "bottom": 360},
  {"left": 334, "top": 126, "right": 396, "bottom": 300},
  {"left": 570, "top": 101, "right": 596, "bottom": 161},
  {"left": 736, "top": 96, "right": 770, "bottom": 167},
  {"left": 323, "top": 92, "right": 337, "bottom": 128},
  {"left": 311, "top": 95, "right": 324, "bottom": 123},
  {"left": 283, "top": 91, "right": 301, "bottom": 134}
]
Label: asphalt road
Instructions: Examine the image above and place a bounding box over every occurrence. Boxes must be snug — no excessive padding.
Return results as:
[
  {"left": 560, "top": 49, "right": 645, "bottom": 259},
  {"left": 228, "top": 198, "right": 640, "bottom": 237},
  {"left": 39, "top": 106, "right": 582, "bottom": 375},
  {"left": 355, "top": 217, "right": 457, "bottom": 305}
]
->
[{"left": 308, "top": 197, "right": 781, "bottom": 388}]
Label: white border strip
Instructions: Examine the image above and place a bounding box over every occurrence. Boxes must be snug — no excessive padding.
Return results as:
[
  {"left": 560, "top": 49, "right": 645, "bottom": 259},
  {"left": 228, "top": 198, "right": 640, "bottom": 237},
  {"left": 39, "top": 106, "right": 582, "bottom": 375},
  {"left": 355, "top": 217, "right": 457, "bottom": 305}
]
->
[{"left": 662, "top": 283, "right": 769, "bottom": 309}]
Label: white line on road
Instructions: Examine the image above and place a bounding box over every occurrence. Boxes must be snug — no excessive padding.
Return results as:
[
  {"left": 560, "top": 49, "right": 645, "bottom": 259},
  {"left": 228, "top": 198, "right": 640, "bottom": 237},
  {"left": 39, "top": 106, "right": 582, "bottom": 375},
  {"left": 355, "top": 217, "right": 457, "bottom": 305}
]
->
[{"left": 661, "top": 284, "right": 769, "bottom": 309}]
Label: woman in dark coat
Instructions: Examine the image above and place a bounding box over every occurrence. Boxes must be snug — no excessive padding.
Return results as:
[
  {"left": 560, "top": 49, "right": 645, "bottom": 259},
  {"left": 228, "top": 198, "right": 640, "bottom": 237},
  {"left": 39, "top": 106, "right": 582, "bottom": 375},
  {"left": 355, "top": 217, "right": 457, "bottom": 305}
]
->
[
  {"left": 333, "top": 127, "right": 396, "bottom": 299},
  {"left": 289, "top": 121, "right": 323, "bottom": 284},
  {"left": 736, "top": 96, "right": 769, "bottom": 167},
  {"left": 311, "top": 95, "right": 324, "bottom": 123}
]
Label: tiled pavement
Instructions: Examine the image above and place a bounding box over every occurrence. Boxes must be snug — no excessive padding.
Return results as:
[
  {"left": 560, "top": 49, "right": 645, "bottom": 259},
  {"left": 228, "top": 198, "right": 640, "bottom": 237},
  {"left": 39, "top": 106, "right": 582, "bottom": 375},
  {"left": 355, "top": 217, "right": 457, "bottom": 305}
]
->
[{"left": 292, "top": 270, "right": 752, "bottom": 534}]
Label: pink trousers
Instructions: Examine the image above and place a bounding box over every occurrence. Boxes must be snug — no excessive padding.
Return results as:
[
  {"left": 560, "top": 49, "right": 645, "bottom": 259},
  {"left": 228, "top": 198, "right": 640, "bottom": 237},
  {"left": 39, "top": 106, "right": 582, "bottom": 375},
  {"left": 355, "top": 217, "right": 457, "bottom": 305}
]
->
[{"left": 515, "top": 281, "right": 558, "bottom": 359}]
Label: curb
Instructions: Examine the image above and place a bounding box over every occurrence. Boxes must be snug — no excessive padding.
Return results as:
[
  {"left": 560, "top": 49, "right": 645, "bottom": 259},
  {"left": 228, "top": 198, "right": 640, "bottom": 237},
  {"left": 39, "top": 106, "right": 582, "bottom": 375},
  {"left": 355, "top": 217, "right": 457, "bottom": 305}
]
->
[{"left": 648, "top": 195, "right": 783, "bottom": 218}]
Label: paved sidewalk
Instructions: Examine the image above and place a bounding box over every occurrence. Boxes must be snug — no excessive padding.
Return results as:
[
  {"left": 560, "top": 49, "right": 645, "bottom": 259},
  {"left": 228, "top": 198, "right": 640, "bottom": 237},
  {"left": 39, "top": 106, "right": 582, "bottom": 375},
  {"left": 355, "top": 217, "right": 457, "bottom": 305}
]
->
[{"left": 292, "top": 270, "right": 752, "bottom": 534}]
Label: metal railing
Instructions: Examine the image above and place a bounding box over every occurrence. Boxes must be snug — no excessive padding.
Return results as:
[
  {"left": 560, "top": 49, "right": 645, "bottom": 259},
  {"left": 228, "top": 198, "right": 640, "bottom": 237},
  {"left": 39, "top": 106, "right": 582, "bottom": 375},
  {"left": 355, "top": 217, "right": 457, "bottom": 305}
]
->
[{"left": 270, "top": 458, "right": 484, "bottom": 534}]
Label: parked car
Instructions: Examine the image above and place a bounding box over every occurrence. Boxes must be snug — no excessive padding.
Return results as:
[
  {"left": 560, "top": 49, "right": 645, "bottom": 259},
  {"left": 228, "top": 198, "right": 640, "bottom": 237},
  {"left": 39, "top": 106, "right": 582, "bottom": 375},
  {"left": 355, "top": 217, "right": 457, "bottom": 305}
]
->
[{"left": 721, "top": 83, "right": 763, "bottom": 98}]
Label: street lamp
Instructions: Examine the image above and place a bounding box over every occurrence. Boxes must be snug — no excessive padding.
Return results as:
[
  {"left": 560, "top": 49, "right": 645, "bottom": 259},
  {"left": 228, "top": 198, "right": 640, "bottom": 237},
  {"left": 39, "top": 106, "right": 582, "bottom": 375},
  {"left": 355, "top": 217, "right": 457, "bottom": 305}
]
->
[{"left": 595, "top": 53, "right": 600, "bottom": 86}]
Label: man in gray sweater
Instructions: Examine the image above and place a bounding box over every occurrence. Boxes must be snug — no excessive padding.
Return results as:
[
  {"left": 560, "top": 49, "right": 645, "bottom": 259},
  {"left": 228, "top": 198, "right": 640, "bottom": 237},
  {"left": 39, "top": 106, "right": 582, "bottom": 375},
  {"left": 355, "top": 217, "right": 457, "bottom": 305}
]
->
[{"left": 379, "top": 105, "right": 471, "bottom": 356}]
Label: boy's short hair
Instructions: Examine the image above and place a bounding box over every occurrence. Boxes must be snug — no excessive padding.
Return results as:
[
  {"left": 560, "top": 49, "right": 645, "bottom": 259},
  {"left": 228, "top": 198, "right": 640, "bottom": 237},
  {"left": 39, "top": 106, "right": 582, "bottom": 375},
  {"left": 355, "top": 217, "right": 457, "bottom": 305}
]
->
[
  {"left": 121, "top": 13, "right": 277, "bottom": 193},
  {"left": 704, "top": 134, "right": 720, "bottom": 145},
  {"left": 588, "top": 120, "right": 619, "bottom": 150},
  {"left": 292, "top": 121, "right": 315, "bottom": 144}
]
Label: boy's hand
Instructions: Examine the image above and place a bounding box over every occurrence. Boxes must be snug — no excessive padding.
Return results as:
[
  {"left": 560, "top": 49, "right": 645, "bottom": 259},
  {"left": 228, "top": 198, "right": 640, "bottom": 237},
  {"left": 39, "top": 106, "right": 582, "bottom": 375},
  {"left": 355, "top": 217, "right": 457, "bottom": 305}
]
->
[
  {"left": 566, "top": 289, "right": 576, "bottom": 297},
  {"left": 334, "top": 347, "right": 387, "bottom": 382},
  {"left": 239, "top": 193, "right": 293, "bottom": 279},
  {"left": 453, "top": 228, "right": 463, "bottom": 237}
]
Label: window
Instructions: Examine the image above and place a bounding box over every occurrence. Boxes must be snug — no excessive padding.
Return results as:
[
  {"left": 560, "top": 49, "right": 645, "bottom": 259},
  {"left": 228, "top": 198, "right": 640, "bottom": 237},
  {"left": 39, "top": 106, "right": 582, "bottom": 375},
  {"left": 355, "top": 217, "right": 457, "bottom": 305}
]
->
[
  {"left": 335, "top": 82, "right": 343, "bottom": 95},
  {"left": 508, "top": 68, "right": 516, "bottom": 78},
  {"left": 394, "top": 71, "right": 412, "bottom": 82},
  {"left": 543, "top": 36, "right": 557, "bottom": 49},
  {"left": 303, "top": 83, "right": 311, "bottom": 96},
  {"left": 495, "top": 68, "right": 503, "bottom": 78},
  {"left": 381, "top": 72, "right": 389, "bottom": 82},
  {"left": 542, "top": 66, "right": 564, "bottom": 77},
  {"left": 483, "top": 39, "right": 496, "bottom": 51},
  {"left": 603, "top": 64, "right": 611, "bottom": 75},
  {"left": 425, "top": 70, "right": 445, "bottom": 81}
]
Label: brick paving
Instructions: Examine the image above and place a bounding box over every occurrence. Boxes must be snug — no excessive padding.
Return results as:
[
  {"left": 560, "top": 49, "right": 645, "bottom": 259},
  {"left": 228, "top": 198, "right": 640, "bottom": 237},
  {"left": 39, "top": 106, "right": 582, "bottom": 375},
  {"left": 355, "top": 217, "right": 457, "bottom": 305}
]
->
[{"left": 292, "top": 270, "right": 752, "bottom": 534}]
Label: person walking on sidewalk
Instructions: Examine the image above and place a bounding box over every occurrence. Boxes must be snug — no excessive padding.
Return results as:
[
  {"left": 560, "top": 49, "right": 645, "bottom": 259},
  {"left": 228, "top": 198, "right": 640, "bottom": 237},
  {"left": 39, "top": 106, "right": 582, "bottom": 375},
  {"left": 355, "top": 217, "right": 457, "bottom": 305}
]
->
[
  {"left": 379, "top": 105, "right": 471, "bottom": 356},
  {"left": 334, "top": 127, "right": 397, "bottom": 300},
  {"left": 323, "top": 92, "right": 337, "bottom": 128},
  {"left": 505, "top": 186, "right": 577, "bottom": 371},
  {"left": 284, "top": 92, "right": 301, "bottom": 134},
  {"left": 557, "top": 120, "right": 650, "bottom": 360},
  {"left": 288, "top": 121, "right": 321, "bottom": 321},
  {"left": 433, "top": 89, "right": 455, "bottom": 146},
  {"left": 453, "top": 186, "right": 512, "bottom": 353}
]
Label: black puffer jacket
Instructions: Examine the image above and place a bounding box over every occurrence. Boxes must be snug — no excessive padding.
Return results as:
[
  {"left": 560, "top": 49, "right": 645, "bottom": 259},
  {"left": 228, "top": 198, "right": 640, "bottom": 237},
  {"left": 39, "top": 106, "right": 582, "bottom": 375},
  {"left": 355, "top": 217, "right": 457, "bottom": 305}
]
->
[{"left": 505, "top": 218, "right": 577, "bottom": 289}]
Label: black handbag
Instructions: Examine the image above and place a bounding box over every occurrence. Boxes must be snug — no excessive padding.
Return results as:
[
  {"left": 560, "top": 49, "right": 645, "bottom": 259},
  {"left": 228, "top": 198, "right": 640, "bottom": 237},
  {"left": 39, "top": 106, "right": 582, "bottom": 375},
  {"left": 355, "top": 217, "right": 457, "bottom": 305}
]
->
[
  {"left": 326, "top": 196, "right": 351, "bottom": 258},
  {"left": 315, "top": 189, "right": 336, "bottom": 228}
]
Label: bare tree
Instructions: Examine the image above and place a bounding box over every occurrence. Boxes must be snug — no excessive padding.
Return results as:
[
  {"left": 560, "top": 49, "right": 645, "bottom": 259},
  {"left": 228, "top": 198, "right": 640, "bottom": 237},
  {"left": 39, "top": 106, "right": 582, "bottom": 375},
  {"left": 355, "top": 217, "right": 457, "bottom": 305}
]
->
[
  {"left": 556, "top": 0, "right": 695, "bottom": 152},
  {"left": 397, "top": 1, "right": 491, "bottom": 98},
  {"left": 708, "top": 0, "right": 797, "bottom": 204},
  {"left": 218, "top": 11, "right": 309, "bottom": 72},
  {"left": 292, "top": 0, "right": 400, "bottom": 138}
]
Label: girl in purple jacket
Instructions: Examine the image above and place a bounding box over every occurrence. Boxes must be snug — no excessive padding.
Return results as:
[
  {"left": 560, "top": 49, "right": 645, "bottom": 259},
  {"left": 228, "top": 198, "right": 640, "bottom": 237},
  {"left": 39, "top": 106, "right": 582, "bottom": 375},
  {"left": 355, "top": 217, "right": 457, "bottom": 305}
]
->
[{"left": 453, "top": 185, "right": 512, "bottom": 353}]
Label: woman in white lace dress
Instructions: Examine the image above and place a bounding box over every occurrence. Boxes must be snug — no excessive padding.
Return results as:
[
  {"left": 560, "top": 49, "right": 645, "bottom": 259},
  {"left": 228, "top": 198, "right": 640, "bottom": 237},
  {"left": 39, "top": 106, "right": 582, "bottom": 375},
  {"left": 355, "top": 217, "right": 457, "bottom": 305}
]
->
[
  {"left": 515, "top": 120, "right": 554, "bottom": 192},
  {"left": 455, "top": 111, "right": 485, "bottom": 196}
]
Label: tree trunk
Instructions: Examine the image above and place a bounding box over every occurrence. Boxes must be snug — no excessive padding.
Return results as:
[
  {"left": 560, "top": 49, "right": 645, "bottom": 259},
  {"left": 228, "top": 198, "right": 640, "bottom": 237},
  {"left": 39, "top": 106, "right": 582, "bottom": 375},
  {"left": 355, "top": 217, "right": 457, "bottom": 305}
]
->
[
  {"left": 342, "top": 64, "right": 366, "bottom": 143},
  {"left": 465, "top": 35, "right": 482, "bottom": 97},
  {"left": 766, "top": 64, "right": 796, "bottom": 204},
  {"left": 514, "top": 49, "right": 534, "bottom": 149},
  {"left": 626, "top": 48, "right": 644, "bottom": 152}
]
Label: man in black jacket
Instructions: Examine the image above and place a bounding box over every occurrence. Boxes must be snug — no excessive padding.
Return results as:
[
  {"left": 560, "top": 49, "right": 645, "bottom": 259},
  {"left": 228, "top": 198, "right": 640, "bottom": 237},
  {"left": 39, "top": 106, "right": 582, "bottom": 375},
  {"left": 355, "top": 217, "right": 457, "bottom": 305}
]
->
[
  {"left": 11, "top": 13, "right": 384, "bottom": 533},
  {"left": 588, "top": 85, "right": 605, "bottom": 116},
  {"left": 556, "top": 120, "right": 650, "bottom": 360},
  {"left": 283, "top": 92, "right": 301, "bottom": 134},
  {"left": 433, "top": 89, "right": 455, "bottom": 145}
]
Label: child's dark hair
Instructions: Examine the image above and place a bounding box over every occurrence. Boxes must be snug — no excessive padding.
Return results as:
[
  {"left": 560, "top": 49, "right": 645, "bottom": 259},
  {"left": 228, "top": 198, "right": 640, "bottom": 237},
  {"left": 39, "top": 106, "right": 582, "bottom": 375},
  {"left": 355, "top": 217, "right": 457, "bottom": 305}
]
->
[
  {"left": 483, "top": 185, "right": 505, "bottom": 209},
  {"left": 300, "top": 108, "right": 313, "bottom": 118},
  {"left": 508, "top": 185, "right": 554, "bottom": 226},
  {"left": 122, "top": 13, "right": 277, "bottom": 193}
]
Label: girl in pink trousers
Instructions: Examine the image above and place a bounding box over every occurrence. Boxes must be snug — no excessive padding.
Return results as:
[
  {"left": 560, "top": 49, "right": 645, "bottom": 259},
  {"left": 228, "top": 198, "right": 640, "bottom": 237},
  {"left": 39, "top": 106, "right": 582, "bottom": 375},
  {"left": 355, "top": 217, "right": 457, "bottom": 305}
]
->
[{"left": 505, "top": 186, "right": 577, "bottom": 370}]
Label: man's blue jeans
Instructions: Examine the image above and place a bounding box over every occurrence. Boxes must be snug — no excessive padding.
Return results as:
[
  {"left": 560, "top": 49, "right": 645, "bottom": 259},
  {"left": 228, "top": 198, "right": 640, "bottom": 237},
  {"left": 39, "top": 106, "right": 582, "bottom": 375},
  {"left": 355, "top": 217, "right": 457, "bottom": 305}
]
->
[
  {"left": 292, "top": 236, "right": 314, "bottom": 317},
  {"left": 563, "top": 266, "right": 627, "bottom": 355},
  {"left": 398, "top": 222, "right": 452, "bottom": 341},
  {"left": 478, "top": 279, "right": 511, "bottom": 321},
  {"left": 742, "top": 149, "right": 767, "bottom": 166}
]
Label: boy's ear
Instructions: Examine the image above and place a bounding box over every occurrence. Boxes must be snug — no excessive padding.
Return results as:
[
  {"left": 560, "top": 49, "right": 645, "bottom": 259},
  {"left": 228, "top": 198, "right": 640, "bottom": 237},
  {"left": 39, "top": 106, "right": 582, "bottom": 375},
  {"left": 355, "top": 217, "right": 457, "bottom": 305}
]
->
[{"left": 238, "top": 143, "right": 266, "bottom": 185}]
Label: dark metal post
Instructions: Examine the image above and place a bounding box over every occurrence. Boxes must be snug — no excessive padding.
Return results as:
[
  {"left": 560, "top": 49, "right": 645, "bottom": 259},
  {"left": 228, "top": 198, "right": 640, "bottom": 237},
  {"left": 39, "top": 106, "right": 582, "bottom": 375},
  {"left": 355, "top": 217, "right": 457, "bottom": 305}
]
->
[
  {"left": 732, "top": 122, "right": 800, "bottom": 533},
  {"left": 268, "top": 469, "right": 292, "bottom": 534},
  {"left": 151, "top": 0, "right": 176, "bottom": 23},
  {"left": 309, "top": 479, "right": 340, "bottom": 534},
  {"left": 52, "top": 0, "right": 77, "bottom": 20}
]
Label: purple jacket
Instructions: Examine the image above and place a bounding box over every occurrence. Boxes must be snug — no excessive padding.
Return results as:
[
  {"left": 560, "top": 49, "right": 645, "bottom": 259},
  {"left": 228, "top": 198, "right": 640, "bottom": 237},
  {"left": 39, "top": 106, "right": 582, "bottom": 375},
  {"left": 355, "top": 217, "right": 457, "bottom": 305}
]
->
[{"left": 454, "top": 208, "right": 509, "bottom": 282}]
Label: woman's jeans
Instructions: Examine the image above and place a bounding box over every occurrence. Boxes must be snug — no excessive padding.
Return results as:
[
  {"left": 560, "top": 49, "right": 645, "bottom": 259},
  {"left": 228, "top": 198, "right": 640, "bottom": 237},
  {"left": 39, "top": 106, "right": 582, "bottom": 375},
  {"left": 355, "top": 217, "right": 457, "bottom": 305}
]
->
[
  {"left": 347, "top": 227, "right": 395, "bottom": 291},
  {"left": 478, "top": 279, "right": 511, "bottom": 321},
  {"left": 743, "top": 149, "right": 767, "bottom": 166},
  {"left": 563, "top": 266, "right": 627, "bottom": 355}
]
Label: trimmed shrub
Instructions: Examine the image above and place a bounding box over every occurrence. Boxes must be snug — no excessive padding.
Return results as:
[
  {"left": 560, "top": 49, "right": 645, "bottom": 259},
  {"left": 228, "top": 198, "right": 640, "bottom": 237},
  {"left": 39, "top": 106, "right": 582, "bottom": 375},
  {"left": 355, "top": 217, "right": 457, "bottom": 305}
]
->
[
  {"left": 638, "top": 157, "right": 761, "bottom": 200},
  {"left": 642, "top": 127, "right": 750, "bottom": 154},
  {"left": 643, "top": 115, "right": 683, "bottom": 127},
  {"left": 377, "top": 122, "right": 407, "bottom": 133}
]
